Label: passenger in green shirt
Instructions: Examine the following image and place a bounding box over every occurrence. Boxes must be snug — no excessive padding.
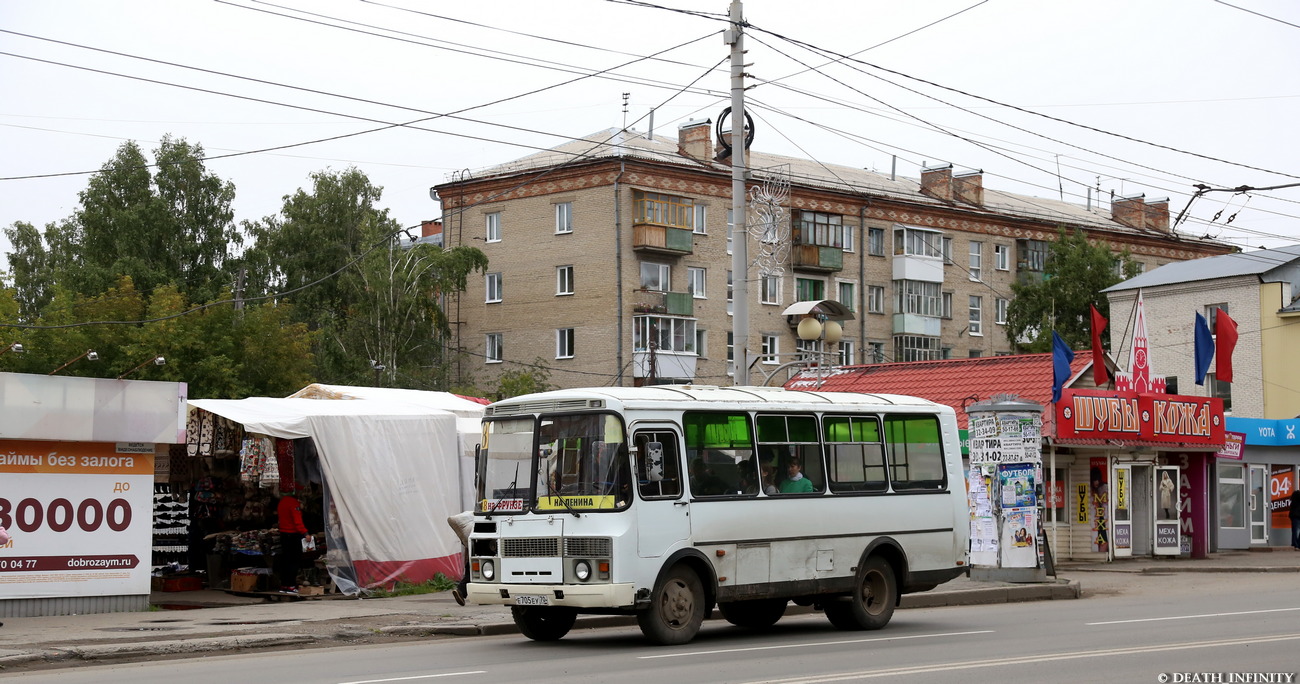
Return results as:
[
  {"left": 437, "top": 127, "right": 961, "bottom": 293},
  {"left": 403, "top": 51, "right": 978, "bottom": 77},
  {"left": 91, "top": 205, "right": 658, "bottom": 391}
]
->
[{"left": 779, "top": 458, "right": 815, "bottom": 493}]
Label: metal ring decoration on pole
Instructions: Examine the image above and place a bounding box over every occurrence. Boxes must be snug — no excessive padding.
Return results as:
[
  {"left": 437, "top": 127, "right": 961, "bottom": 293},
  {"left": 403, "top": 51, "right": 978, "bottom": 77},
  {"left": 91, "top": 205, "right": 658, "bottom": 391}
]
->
[{"left": 714, "top": 106, "right": 755, "bottom": 160}]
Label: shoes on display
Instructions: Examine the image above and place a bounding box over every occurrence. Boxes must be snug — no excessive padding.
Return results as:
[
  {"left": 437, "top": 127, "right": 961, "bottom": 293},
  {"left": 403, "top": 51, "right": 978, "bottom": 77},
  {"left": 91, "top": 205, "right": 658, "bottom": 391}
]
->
[{"left": 280, "top": 586, "right": 298, "bottom": 594}]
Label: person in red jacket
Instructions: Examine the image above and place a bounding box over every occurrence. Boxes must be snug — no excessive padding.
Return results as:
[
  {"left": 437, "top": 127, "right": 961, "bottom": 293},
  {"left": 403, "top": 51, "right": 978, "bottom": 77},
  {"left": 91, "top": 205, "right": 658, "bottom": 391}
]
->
[{"left": 277, "top": 484, "right": 309, "bottom": 593}]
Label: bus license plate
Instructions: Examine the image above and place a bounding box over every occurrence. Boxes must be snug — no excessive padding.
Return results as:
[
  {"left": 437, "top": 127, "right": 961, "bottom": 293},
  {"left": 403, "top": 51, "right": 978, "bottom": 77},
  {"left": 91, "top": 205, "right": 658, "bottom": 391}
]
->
[{"left": 514, "top": 594, "right": 550, "bottom": 606}]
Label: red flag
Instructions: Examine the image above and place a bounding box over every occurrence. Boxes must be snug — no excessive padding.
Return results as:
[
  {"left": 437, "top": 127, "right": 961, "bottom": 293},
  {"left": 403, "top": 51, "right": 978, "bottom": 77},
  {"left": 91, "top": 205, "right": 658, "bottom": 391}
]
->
[
  {"left": 1215, "top": 309, "right": 1238, "bottom": 383},
  {"left": 1090, "top": 304, "right": 1109, "bottom": 386}
]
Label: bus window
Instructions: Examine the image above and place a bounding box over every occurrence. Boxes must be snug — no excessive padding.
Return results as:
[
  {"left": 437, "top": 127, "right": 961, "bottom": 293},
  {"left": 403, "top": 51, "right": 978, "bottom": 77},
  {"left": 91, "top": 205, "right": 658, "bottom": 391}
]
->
[
  {"left": 535, "top": 414, "right": 632, "bottom": 511},
  {"left": 636, "top": 431, "right": 682, "bottom": 499},
  {"left": 757, "top": 414, "right": 824, "bottom": 494},
  {"left": 825, "top": 415, "right": 887, "bottom": 493},
  {"left": 683, "top": 412, "right": 754, "bottom": 497},
  {"left": 885, "top": 415, "right": 947, "bottom": 490}
]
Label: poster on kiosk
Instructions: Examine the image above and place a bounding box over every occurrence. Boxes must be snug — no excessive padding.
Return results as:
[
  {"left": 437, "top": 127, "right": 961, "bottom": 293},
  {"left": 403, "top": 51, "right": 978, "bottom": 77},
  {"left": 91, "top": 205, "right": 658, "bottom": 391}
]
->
[{"left": 1154, "top": 465, "right": 1181, "bottom": 555}]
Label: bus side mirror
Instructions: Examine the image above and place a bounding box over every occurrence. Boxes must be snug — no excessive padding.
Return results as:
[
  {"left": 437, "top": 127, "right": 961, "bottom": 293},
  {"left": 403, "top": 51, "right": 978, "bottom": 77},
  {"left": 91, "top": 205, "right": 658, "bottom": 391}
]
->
[{"left": 645, "top": 442, "right": 665, "bottom": 482}]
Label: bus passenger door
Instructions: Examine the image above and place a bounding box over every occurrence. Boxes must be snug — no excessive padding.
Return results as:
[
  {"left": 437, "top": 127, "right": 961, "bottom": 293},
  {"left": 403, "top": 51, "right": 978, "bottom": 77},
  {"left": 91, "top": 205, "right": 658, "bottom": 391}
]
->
[{"left": 634, "top": 427, "right": 691, "bottom": 558}]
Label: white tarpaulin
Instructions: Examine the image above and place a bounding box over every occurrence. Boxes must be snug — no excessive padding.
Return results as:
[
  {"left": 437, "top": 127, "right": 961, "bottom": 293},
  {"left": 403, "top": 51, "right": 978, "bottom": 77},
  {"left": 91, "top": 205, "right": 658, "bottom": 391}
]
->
[{"left": 188, "top": 391, "right": 483, "bottom": 591}]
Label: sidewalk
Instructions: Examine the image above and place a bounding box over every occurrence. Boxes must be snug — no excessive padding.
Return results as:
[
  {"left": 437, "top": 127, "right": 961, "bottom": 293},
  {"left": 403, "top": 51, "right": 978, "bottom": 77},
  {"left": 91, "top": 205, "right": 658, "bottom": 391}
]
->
[{"left": 0, "top": 548, "right": 1294, "bottom": 671}]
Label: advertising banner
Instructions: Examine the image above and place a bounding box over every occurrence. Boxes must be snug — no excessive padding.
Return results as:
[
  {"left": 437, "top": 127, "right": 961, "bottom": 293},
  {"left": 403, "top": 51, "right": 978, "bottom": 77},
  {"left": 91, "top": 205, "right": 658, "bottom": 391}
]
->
[
  {"left": 1271, "top": 465, "right": 1295, "bottom": 530},
  {"left": 1055, "top": 389, "right": 1225, "bottom": 445},
  {"left": 0, "top": 440, "right": 154, "bottom": 599}
]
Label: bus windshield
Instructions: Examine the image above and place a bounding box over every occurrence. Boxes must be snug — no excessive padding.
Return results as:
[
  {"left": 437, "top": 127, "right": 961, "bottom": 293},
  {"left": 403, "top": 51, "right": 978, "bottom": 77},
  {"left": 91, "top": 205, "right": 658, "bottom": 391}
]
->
[{"left": 480, "top": 413, "right": 631, "bottom": 514}]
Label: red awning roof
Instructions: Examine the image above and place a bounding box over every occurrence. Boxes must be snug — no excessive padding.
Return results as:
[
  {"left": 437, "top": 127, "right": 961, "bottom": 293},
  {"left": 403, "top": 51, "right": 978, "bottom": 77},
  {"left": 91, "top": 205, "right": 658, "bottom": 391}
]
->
[{"left": 784, "top": 352, "right": 1093, "bottom": 431}]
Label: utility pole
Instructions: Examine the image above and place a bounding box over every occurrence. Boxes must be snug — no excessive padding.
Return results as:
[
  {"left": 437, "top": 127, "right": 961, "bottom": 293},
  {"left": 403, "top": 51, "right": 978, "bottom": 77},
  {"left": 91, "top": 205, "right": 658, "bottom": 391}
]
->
[{"left": 727, "top": 0, "right": 750, "bottom": 385}]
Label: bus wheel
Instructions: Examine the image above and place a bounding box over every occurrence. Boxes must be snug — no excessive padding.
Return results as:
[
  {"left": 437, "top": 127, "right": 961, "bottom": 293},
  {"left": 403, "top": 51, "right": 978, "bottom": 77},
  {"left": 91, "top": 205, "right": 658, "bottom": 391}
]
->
[
  {"left": 719, "top": 598, "right": 787, "bottom": 629},
  {"left": 824, "top": 556, "right": 896, "bottom": 631},
  {"left": 511, "top": 606, "right": 578, "bottom": 641},
  {"left": 638, "top": 565, "right": 705, "bottom": 645}
]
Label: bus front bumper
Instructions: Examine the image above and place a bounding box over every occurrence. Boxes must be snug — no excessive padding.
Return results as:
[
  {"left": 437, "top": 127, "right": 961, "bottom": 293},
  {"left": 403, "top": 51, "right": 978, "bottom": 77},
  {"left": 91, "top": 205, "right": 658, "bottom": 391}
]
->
[{"left": 466, "top": 582, "right": 637, "bottom": 609}]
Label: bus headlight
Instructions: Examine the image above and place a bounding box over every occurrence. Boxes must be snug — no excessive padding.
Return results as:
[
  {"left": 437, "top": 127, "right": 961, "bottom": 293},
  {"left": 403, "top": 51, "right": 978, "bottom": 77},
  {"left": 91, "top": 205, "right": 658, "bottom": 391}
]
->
[
  {"left": 481, "top": 559, "right": 495, "bottom": 581},
  {"left": 574, "top": 560, "right": 592, "bottom": 582}
]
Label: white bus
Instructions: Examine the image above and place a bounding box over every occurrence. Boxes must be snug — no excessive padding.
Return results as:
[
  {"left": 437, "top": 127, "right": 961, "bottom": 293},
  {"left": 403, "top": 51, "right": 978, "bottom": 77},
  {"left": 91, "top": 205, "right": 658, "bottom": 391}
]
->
[{"left": 465, "top": 385, "right": 969, "bottom": 645}]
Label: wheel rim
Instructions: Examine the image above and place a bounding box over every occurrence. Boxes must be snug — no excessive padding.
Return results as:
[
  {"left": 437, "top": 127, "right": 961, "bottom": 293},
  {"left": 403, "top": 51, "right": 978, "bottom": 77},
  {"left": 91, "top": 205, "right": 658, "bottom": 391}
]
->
[
  {"left": 660, "top": 577, "right": 695, "bottom": 627},
  {"left": 860, "top": 570, "right": 886, "bottom": 616}
]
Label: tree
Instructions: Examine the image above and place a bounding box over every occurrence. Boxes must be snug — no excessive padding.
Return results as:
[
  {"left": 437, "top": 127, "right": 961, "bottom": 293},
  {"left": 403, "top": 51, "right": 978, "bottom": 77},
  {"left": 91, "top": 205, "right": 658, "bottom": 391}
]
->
[
  {"left": 2, "top": 221, "right": 53, "bottom": 321},
  {"left": 243, "top": 168, "right": 486, "bottom": 388},
  {"left": 1006, "top": 228, "right": 1141, "bottom": 353},
  {"left": 493, "top": 359, "right": 554, "bottom": 400}
]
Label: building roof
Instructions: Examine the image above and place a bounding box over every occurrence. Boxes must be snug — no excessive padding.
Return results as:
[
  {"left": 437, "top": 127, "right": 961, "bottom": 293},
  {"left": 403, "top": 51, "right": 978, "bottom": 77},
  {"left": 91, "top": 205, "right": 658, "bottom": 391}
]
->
[
  {"left": 445, "top": 127, "right": 1228, "bottom": 247},
  {"left": 1103, "top": 242, "right": 1300, "bottom": 292},
  {"left": 783, "top": 352, "right": 1092, "bottom": 431}
]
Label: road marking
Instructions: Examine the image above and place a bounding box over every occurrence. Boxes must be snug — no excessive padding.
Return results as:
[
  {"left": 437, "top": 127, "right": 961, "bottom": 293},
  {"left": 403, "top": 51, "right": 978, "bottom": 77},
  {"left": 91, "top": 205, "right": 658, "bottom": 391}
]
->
[
  {"left": 733, "top": 633, "right": 1300, "bottom": 683},
  {"left": 1087, "top": 605, "right": 1300, "bottom": 625},
  {"left": 636, "top": 630, "right": 995, "bottom": 659},
  {"left": 339, "top": 672, "right": 486, "bottom": 684}
]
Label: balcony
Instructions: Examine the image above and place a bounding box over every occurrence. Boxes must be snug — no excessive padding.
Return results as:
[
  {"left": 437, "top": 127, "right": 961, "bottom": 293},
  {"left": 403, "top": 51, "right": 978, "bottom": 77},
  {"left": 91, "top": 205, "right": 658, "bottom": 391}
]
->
[
  {"left": 792, "top": 244, "right": 843, "bottom": 272},
  {"left": 632, "top": 290, "right": 694, "bottom": 316},
  {"left": 632, "top": 350, "right": 697, "bottom": 380},
  {"left": 633, "top": 225, "right": 694, "bottom": 256},
  {"left": 893, "top": 313, "right": 942, "bottom": 337}
]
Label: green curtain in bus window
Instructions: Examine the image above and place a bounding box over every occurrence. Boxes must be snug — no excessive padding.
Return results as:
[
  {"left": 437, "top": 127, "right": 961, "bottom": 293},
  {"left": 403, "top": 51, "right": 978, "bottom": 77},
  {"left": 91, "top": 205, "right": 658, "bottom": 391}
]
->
[
  {"left": 824, "top": 416, "right": 881, "bottom": 443},
  {"left": 685, "top": 412, "right": 752, "bottom": 448},
  {"left": 885, "top": 415, "right": 945, "bottom": 489},
  {"left": 824, "top": 417, "right": 850, "bottom": 442}
]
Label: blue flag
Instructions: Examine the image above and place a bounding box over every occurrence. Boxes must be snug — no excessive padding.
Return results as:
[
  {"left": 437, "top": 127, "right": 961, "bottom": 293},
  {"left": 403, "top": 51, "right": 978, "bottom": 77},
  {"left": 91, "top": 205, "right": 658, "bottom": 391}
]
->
[
  {"left": 1051, "top": 331, "right": 1074, "bottom": 403},
  {"left": 1194, "top": 311, "right": 1215, "bottom": 385}
]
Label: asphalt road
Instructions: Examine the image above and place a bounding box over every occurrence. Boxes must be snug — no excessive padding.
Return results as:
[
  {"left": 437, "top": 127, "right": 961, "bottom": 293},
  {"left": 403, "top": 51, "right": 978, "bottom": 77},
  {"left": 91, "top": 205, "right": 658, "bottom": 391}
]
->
[{"left": 8, "top": 571, "right": 1299, "bottom": 684}]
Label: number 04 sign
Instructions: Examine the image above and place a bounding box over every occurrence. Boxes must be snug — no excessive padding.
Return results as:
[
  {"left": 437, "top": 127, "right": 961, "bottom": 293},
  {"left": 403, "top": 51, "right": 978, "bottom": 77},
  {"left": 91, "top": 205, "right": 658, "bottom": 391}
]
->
[{"left": 0, "top": 440, "right": 154, "bottom": 599}]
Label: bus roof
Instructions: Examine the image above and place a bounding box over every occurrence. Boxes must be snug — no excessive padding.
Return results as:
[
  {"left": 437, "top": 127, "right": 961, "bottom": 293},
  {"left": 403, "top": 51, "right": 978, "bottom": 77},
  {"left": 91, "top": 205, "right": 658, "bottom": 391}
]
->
[{"left": 483, "top": 385, "right": 952, "bottom": 417}]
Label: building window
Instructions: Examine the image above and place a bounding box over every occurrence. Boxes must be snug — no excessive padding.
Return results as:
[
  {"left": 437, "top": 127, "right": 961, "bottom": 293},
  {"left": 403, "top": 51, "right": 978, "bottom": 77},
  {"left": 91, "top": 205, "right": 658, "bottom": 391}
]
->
[
  {"left": 485, "top": 212, "right": 501, "bottom": 242},
  {"left": 867, "top": 285, "right": 885, "bottom": 314},
  {"left": 485, "top": 333, "right": 503, "bottom": 363},
  {"left": 969, "top": 241, "right": 983, "bottom": 281},
  {"left": 695, "top": 329, "right": 707, "bottom": 357},
  {"left": 942, "top": 291, "right": 953, "bottom": 319},
  {"left": 726, "top": 209, "right": 734, "bottom": 255},
  {"left": 640, "top": 262, "right": 670, "bottom": 292},
  {"left": 726, "top": 331, "right": 734, "bottom": 376},
  {"left": 1018, "top": 239, "right": 1049, "bottom": 272},
  {"left": 895, "top": 280, "right": 942, "bottom": 317},
  {"left": 556, "top": 328, "right": 574, "bottom": 359},
  {"left": 969, "top": 349, "right": 983, "bottom": 358},
  {"left": 996, "top": 297, "right": 1009, "bottom": 325},
  {"left": 795, "top": 338, "right": 823, "bottom": 361},
  {"left": 761, "top": 273, "right": 780, "bottom": 305},
  {"left": 838, "top": 340, "right": 856, "bottom": 366},
  {"left": 842, "top": 223, "right": 855, "bottom": 252},
  {"left": 486, "top": 272, "right": 502, "bottom": 303},
  {"left": 941, "top": 236, "right": 953, "bottom": 263},
  {"left": 555, "top": 202, "right": 573, "bottom": 234},
  {"left": 1208, "top": 373, "right": 1233, "bottom": 412},
  {"left": 837, "top": 281, "right": 856, "bottom": 312},
  {"left": 761, "top": 335, "right": 780, "bottom": 364},
  {"left": 633, "top": 190, "right": 694, "bottom": 230},
  {"left": 995, "top": 243, "right": 1010, "bottom": 271},
  {"left": 693, "top": 205, "right": 708, "bottom": 235},
  {"left": 867, "top": 227, "right": 885, "bottom": 256},
  {"left": 893, "top": 335, "right": 942, "bottom": 362},
  {"left": 727, "top": 270, "right": 734, "bottom": 315},
  {"left": 867, "top": 341, "right": 885, "bottom": 363},
  {"left": 796, "top": 277, "right": 825, "bottom": 302},
  {"left": 895, "top": 226, "right": 944, "bottom": 258},
  {"left": 794, "top": 211, "right": 844, "bottom": 248},
  {"left": 556, "top": 266, "right": 574, "bottom": 296},
  {"left": 969, "top": 295, "right": 983, "bottom": 336},
  {"left": 688, "top": 267, "right": 707, "bottom": 299},
  {"left": 633, "top": 316, "right": 696, "bottom": 353}
]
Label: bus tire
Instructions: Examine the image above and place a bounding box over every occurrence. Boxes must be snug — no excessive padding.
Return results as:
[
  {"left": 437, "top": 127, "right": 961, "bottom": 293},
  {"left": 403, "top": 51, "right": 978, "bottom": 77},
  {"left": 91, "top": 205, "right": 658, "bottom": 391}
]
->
[
  {"left": 511, "top": 606, "right": 578, "bottom": 641},
  {"left": 718, "top": 598, "right": 787, "bottom": 630},
  {"left": 637, "top": 564, "right": 705, "bottom": 645},
  {"left": 824, "top": 555, "right": 896, "bottom": 631}
]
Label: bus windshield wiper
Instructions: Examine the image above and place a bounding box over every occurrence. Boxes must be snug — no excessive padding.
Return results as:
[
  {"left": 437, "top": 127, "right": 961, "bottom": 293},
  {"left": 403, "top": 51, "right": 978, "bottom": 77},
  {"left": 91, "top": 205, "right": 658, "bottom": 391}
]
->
[{"left": 486, "top": 463, "right": 519, "bottom": 520}]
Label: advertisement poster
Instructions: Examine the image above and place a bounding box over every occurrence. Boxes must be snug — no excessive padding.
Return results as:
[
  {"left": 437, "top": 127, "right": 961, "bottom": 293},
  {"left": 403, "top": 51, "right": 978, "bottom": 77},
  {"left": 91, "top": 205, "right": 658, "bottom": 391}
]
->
[
  {"left": 1271, "top": 465, "right": 1295, "bottom": 530},
  {"left": 999, "top": 463, "right": 1036, "bottom": 508},
  {"left": 0, "top": 440, "right": 154, "bottom": 599},
  {"left": 1090, "top": 456, "right": 1109, "bottom": 553},
  {"left": 1000, "top": 508, "right": 1037, "bottom": 568}
]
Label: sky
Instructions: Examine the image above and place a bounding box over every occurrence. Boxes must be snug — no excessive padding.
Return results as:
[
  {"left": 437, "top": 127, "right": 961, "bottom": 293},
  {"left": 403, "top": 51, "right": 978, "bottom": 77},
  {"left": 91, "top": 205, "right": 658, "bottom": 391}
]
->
[{"left": 3, "top": 0, "right": 1300, "bottom": 269}]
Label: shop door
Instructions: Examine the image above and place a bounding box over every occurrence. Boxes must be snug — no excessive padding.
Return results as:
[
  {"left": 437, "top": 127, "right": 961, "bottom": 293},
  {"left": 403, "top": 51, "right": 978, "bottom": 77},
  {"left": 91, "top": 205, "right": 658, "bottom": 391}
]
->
[
  {"left": 1249, "top": 465, "right": 1268, "bottom": 546},
  {"left": 1153, "top": 465, "right": 1179, "bottom": 555},
  {"left": 1132, "top": 465, "right": 1153, "bottom": 556},
  {"left": 1113, "top": 464, "right": 1133, "bottom": 557},
  {"left": 1217, "top": 462, "right": 1248, "bottom": 549}
]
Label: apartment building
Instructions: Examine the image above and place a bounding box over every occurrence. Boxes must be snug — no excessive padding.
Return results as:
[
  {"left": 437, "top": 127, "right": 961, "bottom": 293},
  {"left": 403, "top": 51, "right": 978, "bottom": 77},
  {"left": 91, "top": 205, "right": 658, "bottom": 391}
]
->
[{"left": 432, "top": 122, "right": 1233, "bottom": 391}]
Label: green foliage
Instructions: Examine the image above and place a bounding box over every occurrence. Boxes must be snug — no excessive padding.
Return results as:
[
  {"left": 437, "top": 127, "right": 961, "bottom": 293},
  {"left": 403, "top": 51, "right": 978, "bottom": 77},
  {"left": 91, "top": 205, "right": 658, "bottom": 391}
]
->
[
  {"left": 1006, "top": 228, "right": 1141, "bottom": 353},
  {"left": 493, "top": 359, "right": 554, "bottom": 400},
  {"left": 366, "top": 573, "right": 457, "bottom": 597}
]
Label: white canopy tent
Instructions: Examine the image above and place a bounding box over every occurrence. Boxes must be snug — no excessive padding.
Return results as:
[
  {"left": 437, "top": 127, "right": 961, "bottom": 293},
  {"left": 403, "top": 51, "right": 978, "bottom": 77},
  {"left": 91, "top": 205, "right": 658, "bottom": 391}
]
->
[{"left": 188, "top": 387, "right": 485, "bottom": 592}]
